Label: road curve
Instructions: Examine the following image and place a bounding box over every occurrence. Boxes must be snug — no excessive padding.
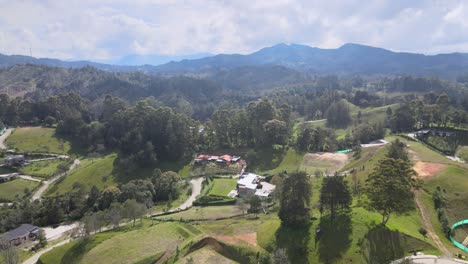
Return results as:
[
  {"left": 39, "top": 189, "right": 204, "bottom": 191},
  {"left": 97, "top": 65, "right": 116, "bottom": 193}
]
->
[
  {"left": 23, "top": 177, "right": 204, "bottom": 264},
  {"left": 31, "top": 159, "right": 81, "bottom": 201},
  {"left": 22, "top": 239, "right": 71, "bottom": 264},
  {"left": 177, "top": 177, "right": 203, "bottom": 211},
  {"left": 0, "top": 128, "right": 13, "bottom": 149}
]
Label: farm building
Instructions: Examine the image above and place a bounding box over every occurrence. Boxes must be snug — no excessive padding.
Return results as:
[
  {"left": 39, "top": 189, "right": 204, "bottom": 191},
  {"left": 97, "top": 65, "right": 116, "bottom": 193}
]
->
[
  {"left": 0, "top": 173, "right": 19, "bottom": 183},
  {"left": 4, "top": 155, "right": 26, "bottom": 166},
  {"left": 415, "top": 129, "right": 456, "bottom": 138},
  {"left": 0, "top": 224, "right": 41, "bottom": 246},
  {"left": 237, "top": 172, "right": 276, "bottom": 198}
]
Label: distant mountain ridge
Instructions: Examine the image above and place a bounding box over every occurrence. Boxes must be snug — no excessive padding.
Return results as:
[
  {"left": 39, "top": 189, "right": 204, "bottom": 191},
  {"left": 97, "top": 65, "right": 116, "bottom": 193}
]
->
[{"left": 1, "top": 43, "right": 468, "bottom": 79}]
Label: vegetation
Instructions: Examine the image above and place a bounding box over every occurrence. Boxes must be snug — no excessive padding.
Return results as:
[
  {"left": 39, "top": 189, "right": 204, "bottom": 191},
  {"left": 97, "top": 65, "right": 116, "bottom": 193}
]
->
[
  {"left": 365, "top": 158, "right": 415, "bottom": 225},
  {"left": 19, "top": 159, "right": 68, "bottom": 179},
  {"left": 279, "top": 171, "right": 311, "bottom": 227},
  {"left": 208, "top": 178, "right": 237, "bottom": 196},
  {"left": 46, "top": 154, "right": 118, "bottom": 196},
  {"left": 5, "top": 127, "right": 71, "bottom": 154},
  {"left": 0, "top": 179, "right": 39, "bottom": 202}
]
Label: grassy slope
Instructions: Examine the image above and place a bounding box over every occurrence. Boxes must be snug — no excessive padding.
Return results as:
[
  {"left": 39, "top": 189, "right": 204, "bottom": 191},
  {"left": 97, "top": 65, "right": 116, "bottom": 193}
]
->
[
  {"left": 0, "top": 178, "right": 40, "bottom": 201},
  {"left": 39, "top": 221, "right": 201, "bottom": 264},
  {"left": 46, "top": 154, "right": 117, "bottom": 196},
  {"left": 209, "top": 178, "right": 237, "bottom": 196},
  {"left": 293, "top": 103, "right": 398, "bottom": 140},
  {"left": 456, "top": 146, "right": 468, "bottom": 162},
  {"left": 19, "top": 159, "right": 65, "bottom": 179},
  {"left": 5, "top": 127, "right": 71, "bottom": 154},
  {"left": 156, "top": 205, "right": 243, "bottom": 221}
]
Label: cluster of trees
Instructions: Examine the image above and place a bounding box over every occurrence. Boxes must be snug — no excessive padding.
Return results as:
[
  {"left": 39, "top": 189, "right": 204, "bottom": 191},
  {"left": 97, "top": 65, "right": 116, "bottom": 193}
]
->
[
  {"left": 0, "top": 169, "right": 183, "bottom": 233},
  {"left": 432, "top": 187, "right": 451, "bottom": 236},
  {"left": 203, "top": 98, "right": 291, "bottom": 150},
  {"left": 392, "top": 93, "right": 468, "bottom": 132}
]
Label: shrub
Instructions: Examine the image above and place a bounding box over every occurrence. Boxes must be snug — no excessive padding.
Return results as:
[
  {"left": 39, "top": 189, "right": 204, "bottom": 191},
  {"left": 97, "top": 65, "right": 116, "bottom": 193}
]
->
[
  {"left": 418, "top": 227, "right": 427, "bottom": 237},
  {"left": 193, "top": 194, "right": 236, "bottom": 206}
]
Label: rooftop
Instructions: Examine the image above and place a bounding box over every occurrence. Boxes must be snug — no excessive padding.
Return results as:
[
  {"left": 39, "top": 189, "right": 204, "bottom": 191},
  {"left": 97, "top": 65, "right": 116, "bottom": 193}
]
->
[{"left": 1, "top": 224, "right": 39, "bottom": 241}]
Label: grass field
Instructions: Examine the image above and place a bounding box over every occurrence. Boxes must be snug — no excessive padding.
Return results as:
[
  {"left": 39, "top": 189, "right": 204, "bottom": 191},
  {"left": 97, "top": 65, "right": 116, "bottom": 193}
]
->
[
  {"left": 19, "top": 159, "right": 67, "bottom": 179},
  {"left": 260, "top": 148, "right": 349, "bottom": 175},
  {"left": 39, "top": 221, "right": 201, "bottom": 264},
  {"left": 0, "top": 178, "right": 40, "bottom": 202},
  {"left": 5, "top": 127, "right": 72, "bottom": 154},
  {"left": 209, "top": 178, "right": 237, "bottom": 196},
  {"left": 46, "top": 154, "right": 117, "bottom": 196},
  {"left": 156, "top": 205, "right": 244, "bottom": 221}
]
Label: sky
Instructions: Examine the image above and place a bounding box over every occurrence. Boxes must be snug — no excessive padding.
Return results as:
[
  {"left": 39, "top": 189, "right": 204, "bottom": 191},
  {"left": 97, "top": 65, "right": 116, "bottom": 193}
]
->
[{"left": 0, "top": 0, "right": 467, "bottom": 62}]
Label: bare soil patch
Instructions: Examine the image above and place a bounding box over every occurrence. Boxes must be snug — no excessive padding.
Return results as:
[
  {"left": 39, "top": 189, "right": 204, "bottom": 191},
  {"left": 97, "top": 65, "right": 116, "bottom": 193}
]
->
[
  {"left": 413, "top": 161, "right": 446, "bottom": 179},
  {"left": 215, "top": 233, "right": 258, "bottom": 247},
  {"left": 302, "top": 152, "right": 349, "bottom": 172}
]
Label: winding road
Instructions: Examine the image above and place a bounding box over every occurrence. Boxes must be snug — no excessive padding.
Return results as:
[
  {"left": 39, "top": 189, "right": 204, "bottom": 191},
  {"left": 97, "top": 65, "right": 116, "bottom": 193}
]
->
[
  {"left": 31, "top": 159, "right": 80, "bottom": 201},
  {"left": 23, "top": 177, "right": 203, "bottom": 264},
  {"left": 0, "top": 128, "right": 13, "bottom": 149}
]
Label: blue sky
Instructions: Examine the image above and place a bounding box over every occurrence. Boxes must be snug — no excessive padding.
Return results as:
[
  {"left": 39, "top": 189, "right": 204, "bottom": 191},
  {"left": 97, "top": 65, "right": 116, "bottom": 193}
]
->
[{"left": 0, "top": 0, "right": 467, "bottom": 61}]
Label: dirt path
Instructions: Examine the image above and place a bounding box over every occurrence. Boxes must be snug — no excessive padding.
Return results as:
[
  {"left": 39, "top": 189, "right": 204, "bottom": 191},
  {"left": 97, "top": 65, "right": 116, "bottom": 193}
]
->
[
  {"left": 415, "top": 191, "right": 451, "bottom": 256},
  {"left": 19, "top": 175, "right": 43, "bottom": 182},
  {"left": 31, "top": 159, "right": 80, "bottom": 201},
  {"left": 0, "top": 128, "right": 13, "bottom": 149}
]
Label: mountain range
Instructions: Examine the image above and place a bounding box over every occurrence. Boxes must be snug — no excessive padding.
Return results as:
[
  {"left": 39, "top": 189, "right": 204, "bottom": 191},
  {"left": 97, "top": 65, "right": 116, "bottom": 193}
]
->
[{"left": 1, "top": 43, "right": 468, "bottom": 79}]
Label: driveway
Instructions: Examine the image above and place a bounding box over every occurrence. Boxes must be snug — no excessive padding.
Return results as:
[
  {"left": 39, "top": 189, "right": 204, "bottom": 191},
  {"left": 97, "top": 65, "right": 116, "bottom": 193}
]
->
[
  {"left": 42, "top": 222, "right": 78, "bottom": 241},
  {"left": 19, "top": 175, "right": 42, "bottom": 182},
  {"left": 0, "top": 128, "right": 13, "bottom": 149},
  {"left": 31, "top": 159, "right": 80, "bottom": 201},
  {"left": 177, "top": 177, "right": 203, "bottom": 211}
]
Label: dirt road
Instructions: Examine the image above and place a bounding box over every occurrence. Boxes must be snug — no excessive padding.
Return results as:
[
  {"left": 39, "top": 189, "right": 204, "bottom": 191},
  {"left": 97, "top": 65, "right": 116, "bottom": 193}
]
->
[
  {"left": 19, "top": 175, "right": 43, "bottom": 182},
  {"left": 31, "top": 159, "right": 80, "bottom": 201},
  {"left": 415, "top": 190, "right": 451, "bottom": 256},
  {"left": 0, "top": 128, "right": 13, "bottom": 149}
]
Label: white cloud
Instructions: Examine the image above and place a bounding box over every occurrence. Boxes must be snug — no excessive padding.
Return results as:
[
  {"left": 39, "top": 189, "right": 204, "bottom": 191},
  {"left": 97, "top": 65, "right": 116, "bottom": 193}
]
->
[{"left": 0, "top": 0, "right": 467, "bottom": 60}]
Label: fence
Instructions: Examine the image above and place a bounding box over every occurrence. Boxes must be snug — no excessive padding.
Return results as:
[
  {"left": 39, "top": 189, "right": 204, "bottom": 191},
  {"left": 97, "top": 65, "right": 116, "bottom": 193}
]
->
[{"left": 450, "top": 219, "right": 468, "bottom": 253}]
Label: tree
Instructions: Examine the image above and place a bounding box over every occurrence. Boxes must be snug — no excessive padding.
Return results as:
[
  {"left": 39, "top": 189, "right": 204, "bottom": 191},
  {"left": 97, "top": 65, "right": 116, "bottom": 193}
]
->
[
  {"left": 248, "top": 195, "right": 262, "bottom": 217},
  {"left": 392, "top": 103, "right": 415, "bottom": 132},
  {"left": 262, "top": 119, "right": 288, "bottom": 146},
  {"left": 152, "top": 171, "right": 181, "bottom": 201},
  {"left": 319, "top": 176, "right": 352, "bottom": 220},
  {"left": 44, "top": 116, "right": 56, "bottom": 127},
  {"left": 325, "top": 100, "right": 351, "bottom": 128},
  {"left": 236, "top": 198, "right": 247, "bottom": 215},
  {"left": 272, "top": 248, "right": 290, "bottom": 264},
  {"left": 107, "top": 203, "right": 122, "bottom": 229},
  {"left": 278, "top": 172, "right": 311, "bottom": 227},
  {"left": 386, "top": 139, "right": 409, "bottom": 162},
  {"left": 0, "top": 240, "right": 18, "bottom": 264},
  {"left": 365, "top": 158, "right": 415, "bottom": 225},
  {"left": 123, "top": 199, "right": 147, "bottom": 227}
]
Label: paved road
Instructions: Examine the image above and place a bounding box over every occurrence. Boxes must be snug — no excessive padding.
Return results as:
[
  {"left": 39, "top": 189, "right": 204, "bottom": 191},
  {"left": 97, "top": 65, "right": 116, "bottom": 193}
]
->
[
  {"left": 31, "top": 159, "right": 80, "bottom": 201},
  {"left": 0, "top": 203, "right": 13, "bottom": 206},
  {"left": 23, "top": 239, "right": 71, "bottom": 264},
  {"left": 0, "top": 128, "right": 13, "bottom": 149},
  {"left": 177, "top": 177, "right": 203, "bottom": 211},
  {"left": 23, "top": 177, "right": 204, "bottom": 264}
]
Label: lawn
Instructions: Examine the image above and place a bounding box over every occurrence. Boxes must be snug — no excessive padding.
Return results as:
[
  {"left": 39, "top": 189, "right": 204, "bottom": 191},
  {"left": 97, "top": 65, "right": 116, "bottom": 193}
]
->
[
  {"left": 0, "top": 178, "right": 40, "bottom": 202},
  {"left": 46, "top": 154, "right": 117, "bottom": 196},
  {"left": 19, "top": 159, "right": 67, "bottom": 179},
  {"left": 39, "top": 221, "right": 201, "bottom": 264},
  {"left": 5, "top": 127, "right": 72, "bottom": 154},
  {"left": 424, "top": 165, "right": 468, "bottom": 222},
  {"left": 209, "top": 178, "right": 237, "bottom": 196}
]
